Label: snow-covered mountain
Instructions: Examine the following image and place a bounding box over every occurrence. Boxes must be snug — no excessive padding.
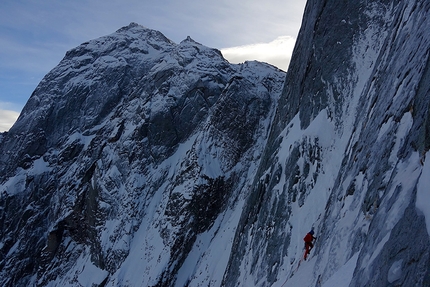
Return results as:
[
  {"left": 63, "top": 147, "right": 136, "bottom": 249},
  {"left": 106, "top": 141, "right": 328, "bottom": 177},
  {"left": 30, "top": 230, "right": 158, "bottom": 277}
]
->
[
  {"left": 0, "top": 23, "right": 285, "bottom": 286},
  {"left": 1, "top": 1, "right": 430, "bottom": 287}
]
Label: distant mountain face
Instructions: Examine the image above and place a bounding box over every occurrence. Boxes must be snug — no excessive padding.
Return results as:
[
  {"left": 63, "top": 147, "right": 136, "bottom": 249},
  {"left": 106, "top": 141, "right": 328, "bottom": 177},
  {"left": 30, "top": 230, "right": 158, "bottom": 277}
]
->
[
  {"left": 0, "top": 23, "right": 285, "bottom": 286},
  {"left": 1, "top": 0, "right": 430, "bottom": 286}
]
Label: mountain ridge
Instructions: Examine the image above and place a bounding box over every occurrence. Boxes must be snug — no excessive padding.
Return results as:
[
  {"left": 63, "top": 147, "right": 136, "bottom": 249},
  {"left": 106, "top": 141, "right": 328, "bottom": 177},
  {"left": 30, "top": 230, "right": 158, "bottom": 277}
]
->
[
  {"left": 1, "top": 1, "right": 430, "bottom": 286},
  {"left": 0, "top": 22, "right": 286, "bottom": 287}
]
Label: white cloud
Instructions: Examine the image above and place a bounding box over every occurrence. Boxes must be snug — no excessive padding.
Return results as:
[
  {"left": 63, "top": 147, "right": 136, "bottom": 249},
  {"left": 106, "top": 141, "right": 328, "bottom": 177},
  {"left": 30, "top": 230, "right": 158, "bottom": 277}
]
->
[
  {"left": 0, "top": 109, "right": 19, "bottom": 132},
  {"left": 221, "top": 36, "right": 296, "bottom": 71}
]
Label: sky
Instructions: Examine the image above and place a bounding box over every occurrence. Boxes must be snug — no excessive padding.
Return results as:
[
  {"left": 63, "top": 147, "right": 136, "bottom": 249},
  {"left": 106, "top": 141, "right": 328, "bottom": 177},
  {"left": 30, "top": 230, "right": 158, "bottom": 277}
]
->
[{"left": 0, "top": 0, "right": 307, "bottom": 132}]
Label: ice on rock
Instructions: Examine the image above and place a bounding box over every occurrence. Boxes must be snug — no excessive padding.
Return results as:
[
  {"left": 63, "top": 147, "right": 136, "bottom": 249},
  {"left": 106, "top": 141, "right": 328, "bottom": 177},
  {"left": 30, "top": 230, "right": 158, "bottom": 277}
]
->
[{"left": 387, "top": 259, "right": 403, "bottom": 284}]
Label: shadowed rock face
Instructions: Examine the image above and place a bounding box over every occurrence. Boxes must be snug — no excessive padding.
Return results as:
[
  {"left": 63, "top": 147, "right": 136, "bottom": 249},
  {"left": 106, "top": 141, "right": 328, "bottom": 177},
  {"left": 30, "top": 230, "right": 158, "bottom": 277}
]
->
[
  {"left": 0, "top": 23, "right": 285, "bottom": 286},
  {"left": 2, "top": 0, "right": 430, "bottom": 286}
]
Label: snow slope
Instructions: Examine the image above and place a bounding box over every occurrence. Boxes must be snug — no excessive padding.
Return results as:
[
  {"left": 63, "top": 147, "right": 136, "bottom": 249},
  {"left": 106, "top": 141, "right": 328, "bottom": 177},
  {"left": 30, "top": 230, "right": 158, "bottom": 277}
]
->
[{"left": 223, "top": 1, "right": 430, "bottom": 286}]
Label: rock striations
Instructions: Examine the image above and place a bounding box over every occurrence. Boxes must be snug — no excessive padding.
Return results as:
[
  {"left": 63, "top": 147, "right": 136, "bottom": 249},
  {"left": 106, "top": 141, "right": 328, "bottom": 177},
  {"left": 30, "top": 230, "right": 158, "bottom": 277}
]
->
[
  {"left": 1, "top": 0, "right": 430, "bottom": 286},
  {"left": 223, "top": 1, "right": 430, "bottom": 286},
  {"left": 0, "top": 23, "right": 285, "bottom": 286}
]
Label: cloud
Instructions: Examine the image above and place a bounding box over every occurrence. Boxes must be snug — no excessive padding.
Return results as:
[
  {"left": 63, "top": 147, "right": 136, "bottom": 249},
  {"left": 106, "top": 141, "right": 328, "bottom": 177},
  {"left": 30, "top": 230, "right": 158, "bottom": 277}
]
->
[
  {"left": 221, "top": 36, "right": 296, "bottom": 71},
  {"left": 0, "top": 109, "right": 19, "bottom": 132}
]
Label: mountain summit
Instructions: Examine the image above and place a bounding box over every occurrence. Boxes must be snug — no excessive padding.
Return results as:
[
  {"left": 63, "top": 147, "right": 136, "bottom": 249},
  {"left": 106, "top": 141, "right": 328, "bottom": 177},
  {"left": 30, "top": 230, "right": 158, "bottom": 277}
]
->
[
  {"left": 0, "top": 23, "right": 285, "bottom": 286},
  {"left": 2, "top": 0, "right": 430, "bottom": 286}
]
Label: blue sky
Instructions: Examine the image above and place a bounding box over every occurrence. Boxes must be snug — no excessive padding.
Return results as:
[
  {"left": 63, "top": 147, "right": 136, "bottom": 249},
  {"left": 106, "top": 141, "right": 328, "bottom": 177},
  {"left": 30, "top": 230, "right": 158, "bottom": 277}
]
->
[{"left": 0, "top": 0, "right": 306, "bottom": 131}]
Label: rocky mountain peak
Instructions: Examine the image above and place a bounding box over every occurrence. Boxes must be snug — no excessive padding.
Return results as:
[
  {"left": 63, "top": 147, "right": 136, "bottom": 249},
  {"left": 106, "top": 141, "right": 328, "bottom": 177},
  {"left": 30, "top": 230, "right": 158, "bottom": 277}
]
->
[
  {"left": 180, "top": 35, "right": 200, "bottom": 45},
  {"left": 115, "top": 21, "right": 144, "bottom": 32},
  {"left": 0, "top": 21, "right": 286, "bottom": 287}
]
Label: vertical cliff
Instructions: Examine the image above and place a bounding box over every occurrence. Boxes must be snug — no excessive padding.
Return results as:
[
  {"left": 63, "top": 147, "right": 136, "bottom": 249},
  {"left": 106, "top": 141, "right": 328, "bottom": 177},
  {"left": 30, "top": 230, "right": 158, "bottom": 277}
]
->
[{"left": 223, "top": 1, "right": 430, "bottom": 286}]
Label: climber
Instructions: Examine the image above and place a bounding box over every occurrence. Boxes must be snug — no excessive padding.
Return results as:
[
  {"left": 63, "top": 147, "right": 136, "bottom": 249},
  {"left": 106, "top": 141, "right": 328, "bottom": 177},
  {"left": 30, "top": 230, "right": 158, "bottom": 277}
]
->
[{"left": 303, "top": 228, "right": 317, "bottom": 260}]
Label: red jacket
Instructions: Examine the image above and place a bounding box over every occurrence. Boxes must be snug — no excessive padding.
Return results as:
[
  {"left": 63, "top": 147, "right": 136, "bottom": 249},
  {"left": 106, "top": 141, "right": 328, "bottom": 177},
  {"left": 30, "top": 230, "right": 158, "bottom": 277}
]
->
[{"left": 303, "top": 233, "right": 314, "bottom": 243}]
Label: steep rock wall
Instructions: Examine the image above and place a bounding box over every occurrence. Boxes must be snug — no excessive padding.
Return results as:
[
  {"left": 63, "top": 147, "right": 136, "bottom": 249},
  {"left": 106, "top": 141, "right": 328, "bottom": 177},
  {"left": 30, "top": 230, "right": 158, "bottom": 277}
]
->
[{"left": 224, "top": 1, "right": 430, "bottom": 286}]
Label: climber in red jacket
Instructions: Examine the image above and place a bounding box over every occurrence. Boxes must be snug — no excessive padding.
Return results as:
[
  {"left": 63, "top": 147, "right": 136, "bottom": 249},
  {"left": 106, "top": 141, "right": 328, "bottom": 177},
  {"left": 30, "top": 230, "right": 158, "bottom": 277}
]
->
[{"left": 303, "top": 228, "right": 317, "bottom": 260}]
